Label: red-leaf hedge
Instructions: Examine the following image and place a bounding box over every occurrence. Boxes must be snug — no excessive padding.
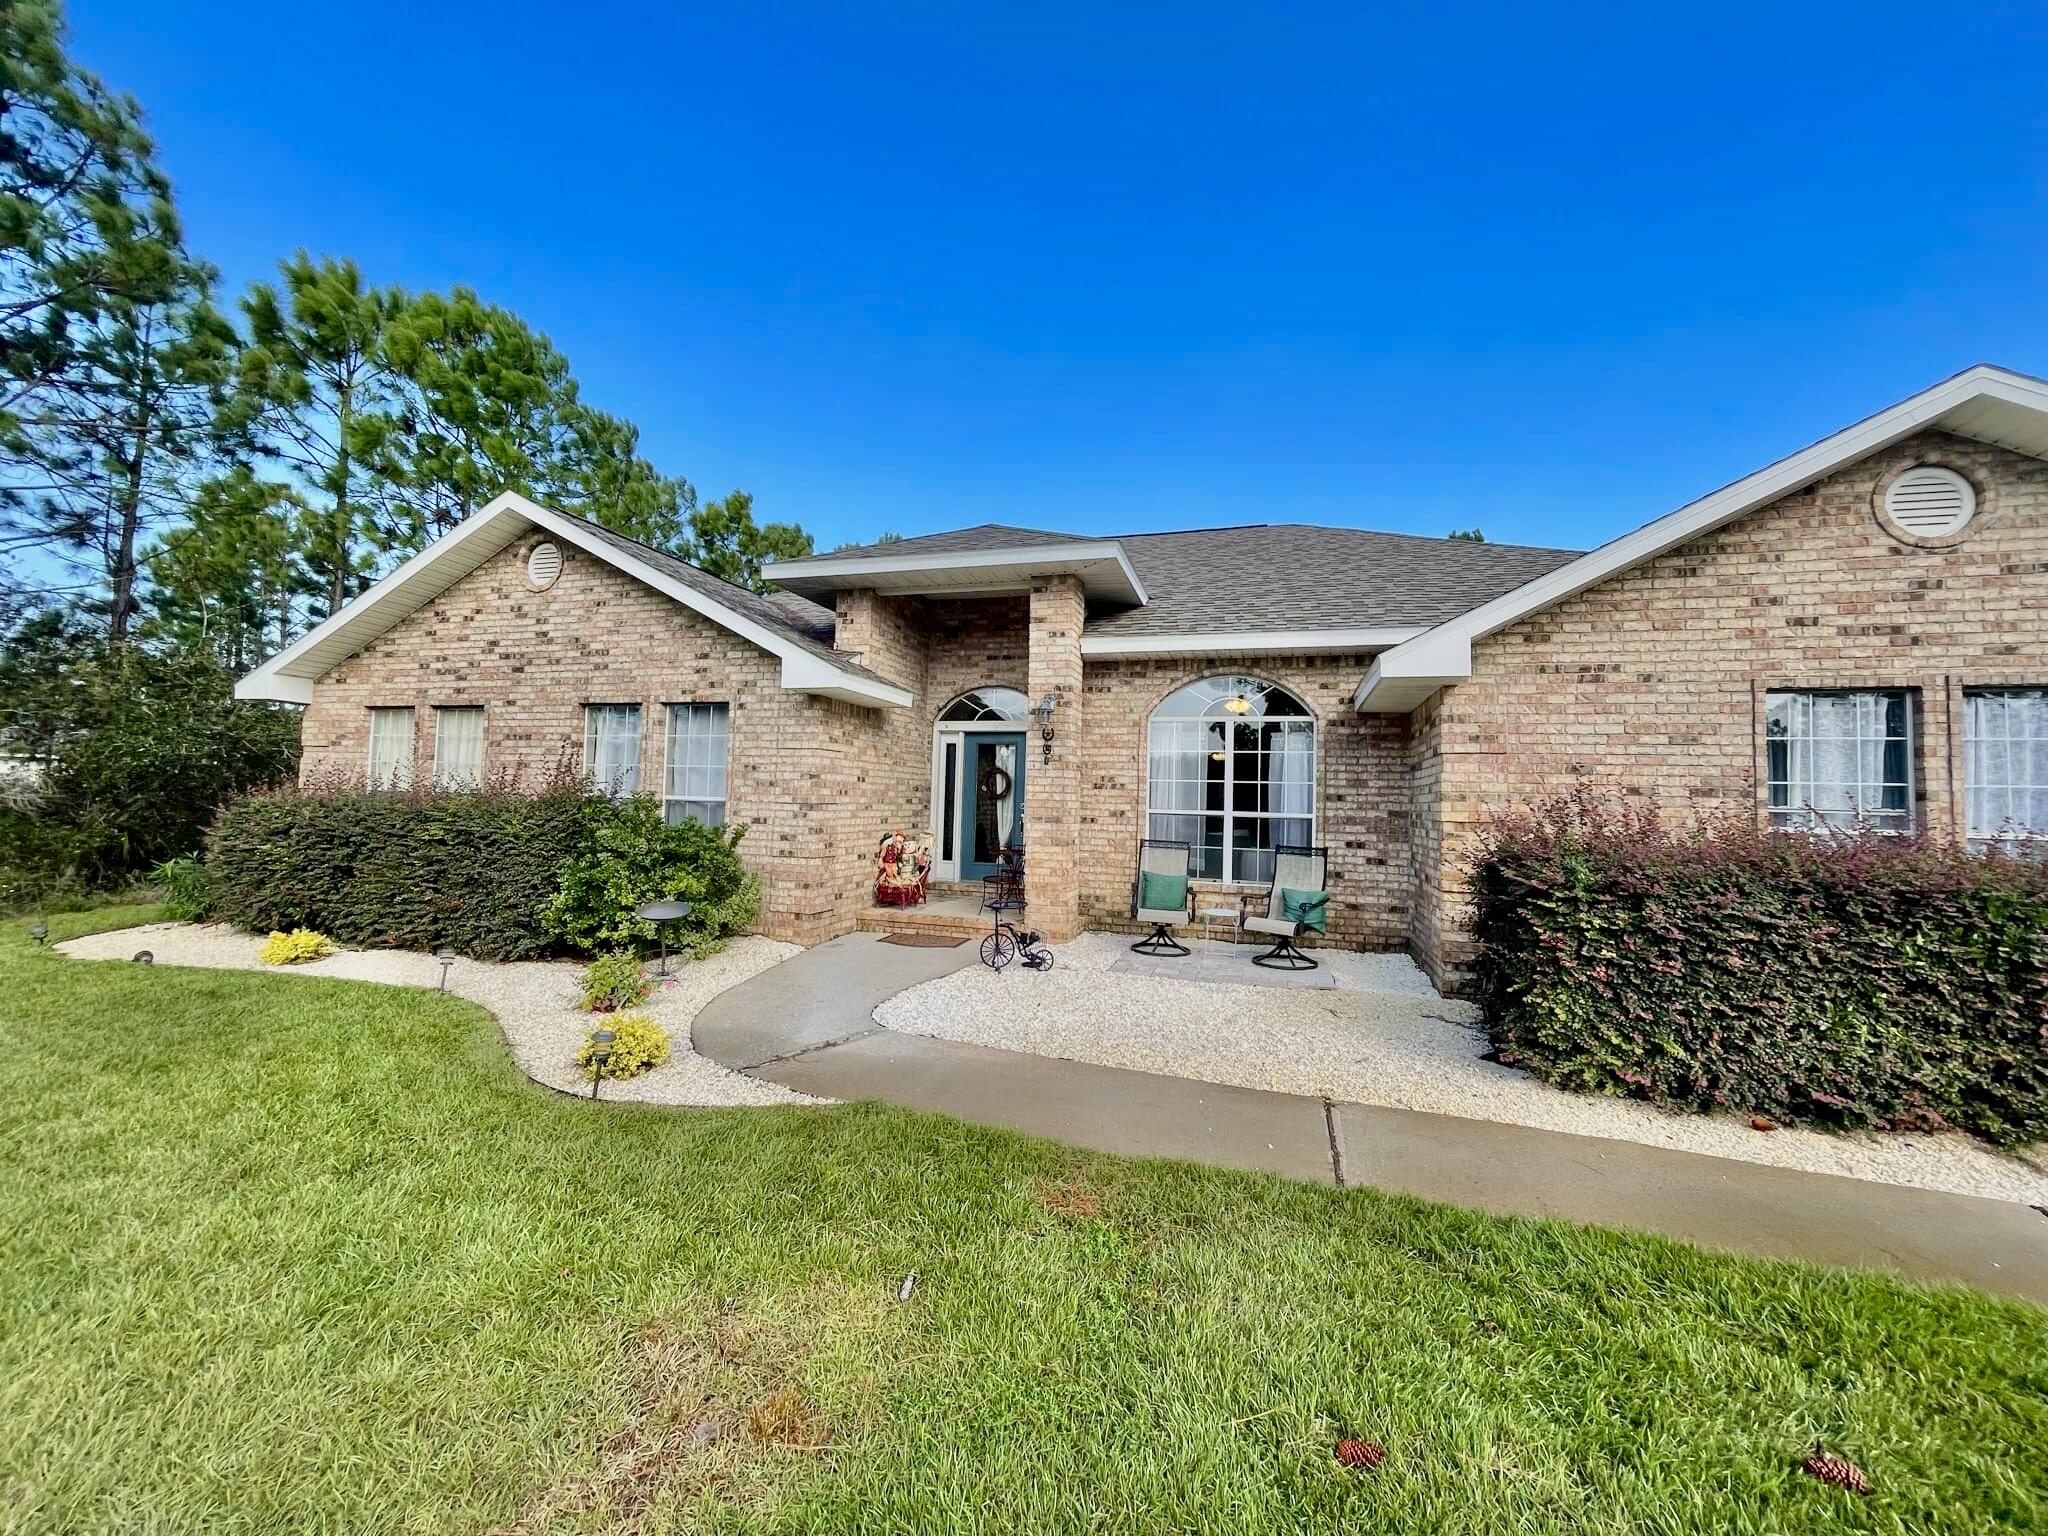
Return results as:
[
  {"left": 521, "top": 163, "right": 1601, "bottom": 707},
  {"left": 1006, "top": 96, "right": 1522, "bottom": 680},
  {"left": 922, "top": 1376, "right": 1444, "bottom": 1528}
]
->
[{"left": 1467, "top": 795, "right": 2048, "bottom": 1146}]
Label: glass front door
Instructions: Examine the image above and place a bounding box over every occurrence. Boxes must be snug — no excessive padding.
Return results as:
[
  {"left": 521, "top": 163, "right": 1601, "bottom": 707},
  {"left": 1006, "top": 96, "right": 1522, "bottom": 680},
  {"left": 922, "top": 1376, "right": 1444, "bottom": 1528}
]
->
[{"left": 960, "top": 733, "right": 1025, "bottom": 880}]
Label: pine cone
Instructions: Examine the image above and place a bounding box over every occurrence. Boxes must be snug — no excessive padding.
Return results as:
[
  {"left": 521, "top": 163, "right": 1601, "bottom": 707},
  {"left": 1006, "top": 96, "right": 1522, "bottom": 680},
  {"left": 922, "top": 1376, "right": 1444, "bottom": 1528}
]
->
[
  {"left": 1335, "top": 1437, "right": 1385, "bottom": 1470},
  {"left": 1800, "top": 1446, "right": 1871, "bottom": 1494}
]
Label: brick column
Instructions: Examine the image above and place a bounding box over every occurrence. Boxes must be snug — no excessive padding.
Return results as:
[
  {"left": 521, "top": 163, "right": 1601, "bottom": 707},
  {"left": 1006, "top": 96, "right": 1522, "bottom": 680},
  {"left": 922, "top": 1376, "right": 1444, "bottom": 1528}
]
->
[{"left": 1028, "top": 575, "right": 1085, "bottom": 941}]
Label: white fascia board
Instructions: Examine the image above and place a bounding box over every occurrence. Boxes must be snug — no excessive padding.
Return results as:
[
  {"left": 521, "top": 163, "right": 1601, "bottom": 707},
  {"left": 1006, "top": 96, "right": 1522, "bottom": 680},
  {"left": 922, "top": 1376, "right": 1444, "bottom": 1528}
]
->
[
  {"left": 765, "top": 540, "right": 1149, "bottom": 605},
  {"left": 1081, "top": 626, "right": 1426, "bottom": 658},
  {"left": 1354, "top": 364, "right": 2048, "bottom": 712},
  {"left": 236, "top": 491, "right": 910, "bottom": 711}
]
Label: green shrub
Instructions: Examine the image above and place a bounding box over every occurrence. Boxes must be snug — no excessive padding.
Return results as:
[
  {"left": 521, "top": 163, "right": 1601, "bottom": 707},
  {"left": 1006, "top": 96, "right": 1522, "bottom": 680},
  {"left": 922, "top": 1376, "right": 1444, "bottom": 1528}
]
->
[
  {"left": 149, "top": 856, "right": 213, "bottom": 921},
  {"left": 207, "top": 777, "right": 759, "bottom": 963},
  {"left": 259, "top": 928, "right": 335, "bottom": 965},
  {"left": 577, "top": 1011, "right": 670, "bottom": 1081},
  {"left": 580, "top": 951, "right": 652, "bottom": 1013},
  {"left": 207, "top": 771, "right": 603, "bottom": 961},
  {"left": 543, "top": 796, "right": 760, "bottom": 959},
  {"left": 1468, "top": 794, "right": 2048, "bottom": 1146}
]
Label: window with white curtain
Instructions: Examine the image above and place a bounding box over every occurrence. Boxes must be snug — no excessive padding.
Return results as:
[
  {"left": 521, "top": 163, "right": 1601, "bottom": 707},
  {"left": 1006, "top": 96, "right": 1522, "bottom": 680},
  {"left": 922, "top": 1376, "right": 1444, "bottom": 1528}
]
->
[
  {"left": 1964, "top": 688, "right": 2048, "bottom": 848},
  {"left": 1764, "top": 690, "right": 1915, "bottom": 832},
  {"left": 366, "top": 707, "right": 416, "bottom": 790},
  {"left": 432, "top": 706, "right": 485, "bottom": 786},
  {"left": 582, "top": 704, "right": 643, "bottom": 794},
  {"left": 1146, "top": 675, "right": 1314, "bottom": 883},
  {"left": 663, "top": 703, "right": 729, "bottom": 826}
]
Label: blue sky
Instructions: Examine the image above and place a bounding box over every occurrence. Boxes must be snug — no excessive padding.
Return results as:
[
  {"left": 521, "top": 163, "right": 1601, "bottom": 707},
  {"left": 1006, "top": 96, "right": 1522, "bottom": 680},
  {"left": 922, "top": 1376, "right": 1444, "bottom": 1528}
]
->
[{"left": 67, "top": 0, "right": 2048, "bottom": 554}]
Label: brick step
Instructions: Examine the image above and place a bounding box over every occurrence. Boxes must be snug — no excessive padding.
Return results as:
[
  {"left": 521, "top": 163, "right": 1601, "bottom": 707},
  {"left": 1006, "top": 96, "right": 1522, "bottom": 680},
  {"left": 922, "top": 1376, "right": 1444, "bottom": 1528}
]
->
[{"left": 855, "top": 906, "right": 992, "bottom": 936}]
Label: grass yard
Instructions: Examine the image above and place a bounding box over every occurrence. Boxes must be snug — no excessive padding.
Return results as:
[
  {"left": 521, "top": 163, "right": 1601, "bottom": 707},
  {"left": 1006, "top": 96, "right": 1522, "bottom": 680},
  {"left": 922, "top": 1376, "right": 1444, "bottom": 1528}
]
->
[{"left": 2, "top": 909, "right": 2044, "bottom": 1534}]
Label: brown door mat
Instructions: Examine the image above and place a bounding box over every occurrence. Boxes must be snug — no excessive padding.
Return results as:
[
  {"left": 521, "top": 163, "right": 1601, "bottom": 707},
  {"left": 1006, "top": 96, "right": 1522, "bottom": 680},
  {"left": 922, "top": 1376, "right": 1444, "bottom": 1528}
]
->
[{"left": 878, "top": 932, "right": 969, "bottom": 948}]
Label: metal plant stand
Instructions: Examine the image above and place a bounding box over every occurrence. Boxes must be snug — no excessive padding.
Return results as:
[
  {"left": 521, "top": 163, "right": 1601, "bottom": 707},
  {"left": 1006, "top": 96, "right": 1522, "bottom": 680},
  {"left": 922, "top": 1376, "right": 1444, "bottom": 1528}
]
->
[{"left": 634, "top": 899, "right": 695, "bottom": 976}]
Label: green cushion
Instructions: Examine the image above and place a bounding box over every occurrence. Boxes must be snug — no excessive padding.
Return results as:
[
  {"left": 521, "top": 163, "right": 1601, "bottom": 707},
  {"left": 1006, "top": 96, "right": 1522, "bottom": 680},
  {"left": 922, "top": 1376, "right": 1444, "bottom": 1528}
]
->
[
  {"left": 1139, "top": 870, "right": 1188, "bottom": 913},
  {"left": 1279, "top": 887, "right": 1329, "bottom": 933}
]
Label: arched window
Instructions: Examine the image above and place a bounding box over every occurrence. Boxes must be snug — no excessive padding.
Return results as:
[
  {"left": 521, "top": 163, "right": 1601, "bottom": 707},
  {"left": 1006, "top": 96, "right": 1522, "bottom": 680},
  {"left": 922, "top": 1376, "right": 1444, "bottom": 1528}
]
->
[
  {"left": 939, "top": 687, "right": 1029, "bottom": 723},
  {"left": 1146, "top": 676, "right": 1314, "bottom": 883}
]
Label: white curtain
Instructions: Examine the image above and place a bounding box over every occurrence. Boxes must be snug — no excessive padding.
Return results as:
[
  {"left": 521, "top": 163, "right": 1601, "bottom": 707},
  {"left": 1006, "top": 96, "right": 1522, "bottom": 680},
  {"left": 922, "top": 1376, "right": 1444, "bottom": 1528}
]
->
[
  {"left": 434, "top": 708, "right": 484, "bottom": 786},
  {"left": 367, "top": 708, "right": 415, "bottom": 790},
  {"left": 995, "top": 742, "right": 1017, "bottom": 848},
  {"left": 1266, "top": 720, "right": 1313, "bottom": 844},
  {"left": 584, "top": 705, "right": 642, "bottom": 794}
]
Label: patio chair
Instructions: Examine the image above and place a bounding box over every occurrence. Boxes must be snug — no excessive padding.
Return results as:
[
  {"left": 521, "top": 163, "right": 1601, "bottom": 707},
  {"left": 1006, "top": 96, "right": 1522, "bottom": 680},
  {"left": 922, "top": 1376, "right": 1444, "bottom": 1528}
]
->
[
  {"left": 1129, "top": 839, "right": 1195, "bottom": 956},
  {"left": 1240, "top": 844, "right": 1331, "bottom": 970}
]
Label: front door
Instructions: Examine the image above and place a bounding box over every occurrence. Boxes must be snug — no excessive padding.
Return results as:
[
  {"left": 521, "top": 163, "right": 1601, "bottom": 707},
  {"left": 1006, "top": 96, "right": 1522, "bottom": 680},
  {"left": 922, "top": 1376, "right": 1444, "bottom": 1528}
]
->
[{"left": 959, "top": 733, "right": 1025, "bottom": 880}]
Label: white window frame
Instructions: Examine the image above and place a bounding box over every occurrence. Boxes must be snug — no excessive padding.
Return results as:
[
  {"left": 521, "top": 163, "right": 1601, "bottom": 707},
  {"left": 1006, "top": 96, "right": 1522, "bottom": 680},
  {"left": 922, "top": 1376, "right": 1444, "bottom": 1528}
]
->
[
  {"left": 366, "top": 706, "right": 416, "bottom": 790},
  {"left": 1145, "top": 675, "right": 1317, "bottom": 885},
  {"left": 582, "top": 703, "right": 644, "bottom": 795},
  {"left": 662, "top": 702, "right": 730, "bottom": 827},
  {"left": 1764, "top": 689, "right": 1916, "bottom": 834},
  {"left": 432, "top": 705, "right": 486, "bottom": 787},
  {"left": 1963, "top": 687, "right": 2048, "bottom": 850}
]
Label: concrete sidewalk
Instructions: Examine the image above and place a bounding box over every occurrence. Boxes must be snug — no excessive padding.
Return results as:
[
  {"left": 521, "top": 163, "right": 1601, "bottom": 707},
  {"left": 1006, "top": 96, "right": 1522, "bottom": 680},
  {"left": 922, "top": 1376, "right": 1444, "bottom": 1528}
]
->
[{"left": 692, "top": 932, "right": 2048, "bottom": 1305}]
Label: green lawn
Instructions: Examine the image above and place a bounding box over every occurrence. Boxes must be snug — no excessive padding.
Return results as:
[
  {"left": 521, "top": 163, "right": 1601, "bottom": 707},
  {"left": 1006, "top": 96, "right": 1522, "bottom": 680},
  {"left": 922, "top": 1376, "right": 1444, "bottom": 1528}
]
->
[{"left": 2, "top": 909, "right": 2043, "bottom": 1534}]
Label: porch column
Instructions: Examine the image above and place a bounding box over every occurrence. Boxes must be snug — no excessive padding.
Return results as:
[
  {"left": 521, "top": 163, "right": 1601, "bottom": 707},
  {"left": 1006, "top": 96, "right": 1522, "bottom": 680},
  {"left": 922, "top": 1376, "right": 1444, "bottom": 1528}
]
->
[{"left": 1027, "top": 574, "right": 1084, "bottom": 941}]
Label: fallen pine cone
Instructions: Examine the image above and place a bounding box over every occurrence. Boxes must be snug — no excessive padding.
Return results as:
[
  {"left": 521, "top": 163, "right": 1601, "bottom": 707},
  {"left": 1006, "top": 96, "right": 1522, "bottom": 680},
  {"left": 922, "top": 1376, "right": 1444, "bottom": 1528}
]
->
[
  {"left": 1335, "top": 1438, "right": 1385, "bottom": 1470},
  {"left": 1750, "top": 1116, "right": 1778, "bottom": 1132},
  {"left": 1800, "top": 1446, "right": 1871, "bottom": 1494}
]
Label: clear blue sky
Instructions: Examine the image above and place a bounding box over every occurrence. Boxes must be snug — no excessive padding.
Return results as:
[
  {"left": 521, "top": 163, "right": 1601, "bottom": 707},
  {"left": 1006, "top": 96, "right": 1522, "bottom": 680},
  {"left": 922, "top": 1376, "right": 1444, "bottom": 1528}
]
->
[{"left": 66, "top": 0, "right": 2048, "bottom": 554}]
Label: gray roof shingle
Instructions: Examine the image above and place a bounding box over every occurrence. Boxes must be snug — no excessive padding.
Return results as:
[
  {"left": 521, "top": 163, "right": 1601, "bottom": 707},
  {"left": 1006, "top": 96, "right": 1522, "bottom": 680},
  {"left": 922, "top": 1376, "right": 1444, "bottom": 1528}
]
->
[
  {"left": 821, "top": 520, "right": 1581, "bottom": 634},
  {"left": 1093, "top": 524, "right": 1583, "bottom": 635}
]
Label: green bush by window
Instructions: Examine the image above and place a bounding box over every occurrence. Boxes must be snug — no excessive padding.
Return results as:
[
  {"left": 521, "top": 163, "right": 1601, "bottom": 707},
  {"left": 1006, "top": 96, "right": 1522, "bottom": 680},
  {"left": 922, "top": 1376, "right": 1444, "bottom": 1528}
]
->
[
  {"left": 542, "top": 796, "right": 759, "bottom": 960},
  {"left": 1468, "top": 795, "right": 2048, "bottom": 1146},
  {"left": 206, "top": 778, "right": 757, "bottom": 962}
]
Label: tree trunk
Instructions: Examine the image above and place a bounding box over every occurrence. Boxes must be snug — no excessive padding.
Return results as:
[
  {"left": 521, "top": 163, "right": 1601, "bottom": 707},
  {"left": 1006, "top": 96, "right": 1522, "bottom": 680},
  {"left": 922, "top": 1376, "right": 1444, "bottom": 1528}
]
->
[{"left": 107, "top": 411, "right": 151, "bottom": 645}]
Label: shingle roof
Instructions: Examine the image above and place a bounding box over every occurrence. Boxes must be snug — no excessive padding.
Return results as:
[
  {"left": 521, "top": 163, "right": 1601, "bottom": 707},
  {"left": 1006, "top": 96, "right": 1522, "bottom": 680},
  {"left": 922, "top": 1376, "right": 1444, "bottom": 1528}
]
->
[
  {"left": 561, "top": 516, "right": 893, "bottom": 688},
  {"left": 812, "top": 520, "right": 1582, "bottom": 636},
  {"left": 811, "top": 524, "right": 1093, "bottom": 560},
  {"left": 1091, "top": 524, "right": 1583, "bottom": 635}
]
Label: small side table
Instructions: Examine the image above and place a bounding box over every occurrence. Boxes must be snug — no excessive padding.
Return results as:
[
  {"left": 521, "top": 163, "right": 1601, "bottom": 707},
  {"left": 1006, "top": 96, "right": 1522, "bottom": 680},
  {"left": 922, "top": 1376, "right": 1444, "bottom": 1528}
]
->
[
  {"left": 1200, "top": 905, "right": 1239, "bottom": 958},
  {"left": 634, "top": 899, "right": 695, "bottom": 976}
]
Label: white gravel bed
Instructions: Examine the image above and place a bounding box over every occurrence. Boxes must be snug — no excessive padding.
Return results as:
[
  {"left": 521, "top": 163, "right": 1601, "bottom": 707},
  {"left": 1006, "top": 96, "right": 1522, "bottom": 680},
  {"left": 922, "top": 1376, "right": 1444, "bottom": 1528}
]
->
[
  {"left": 877, "top": 932, "right": 2048, "bottom": 1203},
  {"left": 57, "top": 922, "right": 819, "bottom": 1108}
]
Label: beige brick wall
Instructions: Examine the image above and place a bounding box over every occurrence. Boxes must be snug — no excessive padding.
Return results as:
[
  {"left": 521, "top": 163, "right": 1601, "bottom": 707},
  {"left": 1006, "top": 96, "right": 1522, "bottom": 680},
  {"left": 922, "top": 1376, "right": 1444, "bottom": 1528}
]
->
[
  {"left": 1077, "top": 654, "right": 1413, "bottom": 949},
  {"left": 1028, "top": 577, "right": 1087, "bottom": 940},
  {"left": 301, "top": 537, "right": 884, "bottom": 944},
  {"left": 1417, "top": 428, "right": 2048, "bottom": 989}
]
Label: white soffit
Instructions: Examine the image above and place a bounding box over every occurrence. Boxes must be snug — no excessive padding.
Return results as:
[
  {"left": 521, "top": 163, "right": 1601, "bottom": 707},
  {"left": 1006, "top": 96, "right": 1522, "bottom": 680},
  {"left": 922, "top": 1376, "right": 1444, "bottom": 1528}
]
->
[
  {"left": 236, "top": 492, "right": 911, "bottom": 711},
  {"left": 1080, "top": 627, "right": 1426, "bottom": 658},
  {"left": 1354, "top": 363, "right": 2048, "bottom": 712},
  {"left": 765, "top": 540, "right": 1149, "bottom": 606}
]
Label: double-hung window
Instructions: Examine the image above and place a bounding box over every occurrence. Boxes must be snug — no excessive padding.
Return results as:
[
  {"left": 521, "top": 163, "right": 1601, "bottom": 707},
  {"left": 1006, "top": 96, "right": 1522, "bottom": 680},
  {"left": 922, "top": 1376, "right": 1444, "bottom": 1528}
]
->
[
  {"left": 663, "top": 703, "right": 730, "bottom": 826},
  {"left": 1764, "top": 690, "right": 1914, "bottom": 832},
  {"left": 583, "top": 704, "right": 643, "bottom": 795},
  {"left": 1964, "top": 688, "right": 2048, "bottom": 849},
  {"left": 366, "top": 707, "right": 416, "bottom": 790},
  {"left": 433, "top": 706, "right": 485, "bottom": 786}
]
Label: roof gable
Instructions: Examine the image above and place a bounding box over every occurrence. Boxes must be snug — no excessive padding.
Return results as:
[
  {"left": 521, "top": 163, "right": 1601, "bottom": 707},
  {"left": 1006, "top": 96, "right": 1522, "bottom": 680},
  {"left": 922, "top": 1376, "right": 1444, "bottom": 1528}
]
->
[
  {"left": 236, "top": 493, "right": 910, "bottom": 710},
  {"left": 1355, "top": 363, "right": 2048, "bottom": 711}
]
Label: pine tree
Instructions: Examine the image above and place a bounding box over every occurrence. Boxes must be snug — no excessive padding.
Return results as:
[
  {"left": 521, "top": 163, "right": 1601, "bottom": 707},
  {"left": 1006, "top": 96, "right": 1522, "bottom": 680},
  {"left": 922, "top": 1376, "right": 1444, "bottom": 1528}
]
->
[{"left": 689, "top": 489, "right": 814, "bottom": 592}]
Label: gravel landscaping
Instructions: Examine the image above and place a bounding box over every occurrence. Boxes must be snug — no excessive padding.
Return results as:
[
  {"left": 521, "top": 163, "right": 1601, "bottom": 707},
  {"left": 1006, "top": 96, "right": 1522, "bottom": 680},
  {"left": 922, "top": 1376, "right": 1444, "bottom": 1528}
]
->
[
  {"left": 876, "top": 932, "right": 2048, "bottom": 1204},
  {"left": 58, "top": 922, "right": 819, "bottom": 1107}
]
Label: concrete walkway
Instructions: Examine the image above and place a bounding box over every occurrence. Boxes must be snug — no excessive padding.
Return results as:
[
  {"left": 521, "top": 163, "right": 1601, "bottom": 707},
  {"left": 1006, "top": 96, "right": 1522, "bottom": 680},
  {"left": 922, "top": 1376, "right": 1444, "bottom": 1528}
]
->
[{"left": 693, "top": 932, "right": 2048, "bottom": 1305}]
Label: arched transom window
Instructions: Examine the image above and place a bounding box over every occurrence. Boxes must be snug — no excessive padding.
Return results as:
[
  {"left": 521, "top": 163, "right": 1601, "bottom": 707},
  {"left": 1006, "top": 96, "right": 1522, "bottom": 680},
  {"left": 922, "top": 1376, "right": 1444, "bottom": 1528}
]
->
[
  {"left": 1146, "top": 676, "right": 1314, "bottom": 883},
  {"left": 939, "top": 687, "right": 1029, "bottom": 723}
]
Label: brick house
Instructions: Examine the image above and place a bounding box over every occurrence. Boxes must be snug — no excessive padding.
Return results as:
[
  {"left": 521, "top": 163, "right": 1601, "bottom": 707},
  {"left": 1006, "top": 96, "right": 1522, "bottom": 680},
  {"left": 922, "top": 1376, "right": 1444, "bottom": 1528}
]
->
[{"left": 238, "top": 364, "right": 2048, "bottom": 989}]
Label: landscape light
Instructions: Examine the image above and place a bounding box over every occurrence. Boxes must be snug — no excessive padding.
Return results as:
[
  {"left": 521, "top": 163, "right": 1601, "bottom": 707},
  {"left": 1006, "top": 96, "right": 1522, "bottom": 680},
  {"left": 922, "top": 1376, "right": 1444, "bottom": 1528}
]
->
[
  {"left": 435, "top": 945, "right": 457, "bottom": 991},
  {"left": 28, "top": 920, "right": 48, "bottom": 945},
  {"left": 132, "top": 951, "right": 153, "bottom": 965},
  {"left": 589, "top": 1029, "right": 615, "bottom": 1101}
]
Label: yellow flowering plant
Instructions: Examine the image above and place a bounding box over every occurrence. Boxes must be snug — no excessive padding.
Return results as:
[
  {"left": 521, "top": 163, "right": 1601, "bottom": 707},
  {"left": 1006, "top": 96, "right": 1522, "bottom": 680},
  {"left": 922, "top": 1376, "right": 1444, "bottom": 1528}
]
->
[{"left": 259, "top": 928, "right": 335, "bottom": 965}]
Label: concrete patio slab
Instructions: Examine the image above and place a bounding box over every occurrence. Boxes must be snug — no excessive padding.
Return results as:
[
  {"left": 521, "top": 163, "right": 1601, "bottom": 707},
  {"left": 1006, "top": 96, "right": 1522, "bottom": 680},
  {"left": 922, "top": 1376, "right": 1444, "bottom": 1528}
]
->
[{"left": 1335, "top": 1104, "right": 2048, "bottom": 1301}]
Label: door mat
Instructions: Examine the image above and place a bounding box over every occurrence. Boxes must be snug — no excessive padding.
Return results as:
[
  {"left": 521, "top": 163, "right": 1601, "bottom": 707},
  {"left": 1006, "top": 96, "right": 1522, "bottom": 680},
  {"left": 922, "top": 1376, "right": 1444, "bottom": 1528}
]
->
[{"left": 880, "top": 932, "right": 969, "bottom": 948}]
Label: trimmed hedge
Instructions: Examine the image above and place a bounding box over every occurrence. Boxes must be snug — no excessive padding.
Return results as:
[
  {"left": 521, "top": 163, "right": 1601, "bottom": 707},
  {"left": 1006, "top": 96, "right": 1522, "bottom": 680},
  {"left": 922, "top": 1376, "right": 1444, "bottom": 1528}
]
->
[
  {"left": 1468, "top": 796, "right": 2048, "bottom": 1146},
  {"left": 206, "top": 778, "right": 757, "bottom": 962}
]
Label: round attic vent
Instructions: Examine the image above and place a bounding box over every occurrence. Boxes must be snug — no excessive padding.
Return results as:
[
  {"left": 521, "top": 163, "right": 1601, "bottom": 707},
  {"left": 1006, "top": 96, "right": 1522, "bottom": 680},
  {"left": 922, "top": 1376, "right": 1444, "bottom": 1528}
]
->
[
  {"left": 526, "top": 541, "right": 563, "bottom": 590},
  {"left": 1882, "top": 466, "right": 1976, "bottom": 539}
]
